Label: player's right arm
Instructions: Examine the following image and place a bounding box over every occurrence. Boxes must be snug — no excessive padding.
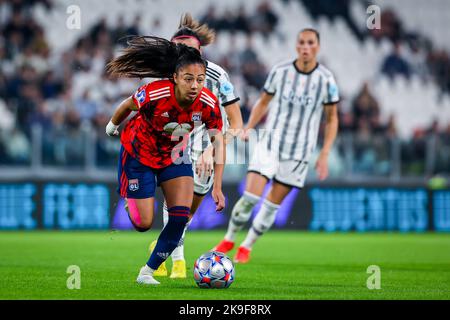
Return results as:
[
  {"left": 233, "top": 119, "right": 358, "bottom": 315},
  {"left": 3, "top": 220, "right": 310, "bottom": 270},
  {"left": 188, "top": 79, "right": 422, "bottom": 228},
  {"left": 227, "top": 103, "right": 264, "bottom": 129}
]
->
[
  {"left": 106, "top": 84, "right": 149, "bottom": 136},
  {"left": 205, "top": 99, "right": 226, "bottom": 212},
  {"left": 216, "top": 69, "right": 244, "bottom": 142},
  {"left": 242, "top": 92, "right": 274, "bottom": 140},
  {"left": 106, "top": 97, "right": 138, "bottom": 136},
  {"left": 223, "top": 101, "right": 243, "bottom": 143},
  {"left": 242, "top": 64, "right": 278, "bottom": 140}
]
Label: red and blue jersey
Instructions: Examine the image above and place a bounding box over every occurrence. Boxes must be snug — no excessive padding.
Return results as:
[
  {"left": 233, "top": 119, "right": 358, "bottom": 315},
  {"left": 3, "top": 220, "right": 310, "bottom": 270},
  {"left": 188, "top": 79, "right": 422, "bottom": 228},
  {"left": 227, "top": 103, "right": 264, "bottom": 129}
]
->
[{"left": 121, "top": 80, "right": 223, "bottom": 169}]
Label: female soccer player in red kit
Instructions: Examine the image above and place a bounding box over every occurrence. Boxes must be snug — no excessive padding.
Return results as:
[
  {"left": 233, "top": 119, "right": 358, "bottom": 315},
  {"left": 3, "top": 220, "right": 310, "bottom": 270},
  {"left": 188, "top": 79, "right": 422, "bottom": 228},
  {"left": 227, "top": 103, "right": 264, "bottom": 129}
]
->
[
  {"left": 150, "top": 13, "right": 243, "bottom": 279},
  {"left": 105, "top": 36, "right": 225, "bottom": 285}
]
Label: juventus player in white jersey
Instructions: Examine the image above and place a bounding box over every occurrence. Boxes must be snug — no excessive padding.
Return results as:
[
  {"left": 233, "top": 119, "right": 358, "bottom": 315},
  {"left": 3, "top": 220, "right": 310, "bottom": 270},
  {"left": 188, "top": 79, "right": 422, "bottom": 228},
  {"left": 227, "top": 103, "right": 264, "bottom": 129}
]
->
[
  {"left": 150, "top": 14, "right": 243, "bottom": 278},
  {"left": 214, "top": 28, "right": 339, "bottom": 263}
]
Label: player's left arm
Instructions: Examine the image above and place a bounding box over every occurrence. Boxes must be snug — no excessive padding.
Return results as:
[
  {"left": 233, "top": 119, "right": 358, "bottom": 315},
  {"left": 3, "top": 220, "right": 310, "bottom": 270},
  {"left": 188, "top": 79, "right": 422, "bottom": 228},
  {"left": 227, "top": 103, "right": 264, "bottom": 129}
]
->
[
  {"left": 207, "top": 101, "right": 226, "bottom": 211},
  {"left": 223, "top": 101, "right": 244, "bottom": 144},
  {"left": 218, "top": 71, "right": 244, "bottom": 143},
  {"left": 210, "top": 130, "right": 226, "bottom": 211},
  {"left": 315, "top": 103, "right": 339, "bottom": 181},
  {"left": 315, "top": 75, "right": 340, "bottom": 180}
]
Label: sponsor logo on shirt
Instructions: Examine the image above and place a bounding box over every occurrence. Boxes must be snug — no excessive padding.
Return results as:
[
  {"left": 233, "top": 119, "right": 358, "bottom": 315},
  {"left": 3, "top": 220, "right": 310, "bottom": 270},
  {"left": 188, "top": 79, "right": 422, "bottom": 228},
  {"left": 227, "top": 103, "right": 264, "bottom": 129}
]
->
[{"left": 163, "top": 122, "right": 192, "bottom": 134}]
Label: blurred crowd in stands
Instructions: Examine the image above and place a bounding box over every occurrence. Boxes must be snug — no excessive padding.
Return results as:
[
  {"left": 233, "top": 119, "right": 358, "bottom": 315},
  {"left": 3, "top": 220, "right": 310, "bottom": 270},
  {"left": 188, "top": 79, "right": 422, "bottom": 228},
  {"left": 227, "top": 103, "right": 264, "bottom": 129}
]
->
[
  {"left": 300, "top": 0, "right": 450, "bottom": 94},
  {"left": 0, "top": 0, "right": 448, "bottom": 176},
  {"left": 200, "top": 0, "right": 279, "bottom": 37}
]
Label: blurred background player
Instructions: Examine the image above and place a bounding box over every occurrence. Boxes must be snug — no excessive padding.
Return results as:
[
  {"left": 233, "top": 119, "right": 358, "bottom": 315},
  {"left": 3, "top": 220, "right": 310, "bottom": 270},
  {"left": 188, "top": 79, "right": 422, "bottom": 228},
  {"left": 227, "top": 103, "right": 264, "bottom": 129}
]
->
[
  {"left": 149, "top": 13, "right": 244, "bottom": 279},
  {"left": 105, "top": 36, "right": 225, "bottom": 284},
  {"left": 213, "top": 28, "right": 339, "bottom": 263}
]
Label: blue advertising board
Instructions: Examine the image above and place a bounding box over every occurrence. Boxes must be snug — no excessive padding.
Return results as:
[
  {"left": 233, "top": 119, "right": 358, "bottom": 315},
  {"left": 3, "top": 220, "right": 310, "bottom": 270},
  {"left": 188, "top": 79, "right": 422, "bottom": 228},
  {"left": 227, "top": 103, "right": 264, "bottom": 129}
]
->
[{"left": 0, "top": 182, "right": 449, "bottom": 231}]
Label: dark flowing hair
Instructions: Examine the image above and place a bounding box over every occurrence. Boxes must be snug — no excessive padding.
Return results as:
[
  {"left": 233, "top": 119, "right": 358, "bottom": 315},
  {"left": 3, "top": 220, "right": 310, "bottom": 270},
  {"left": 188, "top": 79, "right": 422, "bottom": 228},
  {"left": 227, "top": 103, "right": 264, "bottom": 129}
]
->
[
  {"left": 106, "top": 35, "right": 206, "bottom": 78},
  {"left": 171, "top": 12, "right": 215, "bottom": 47}
]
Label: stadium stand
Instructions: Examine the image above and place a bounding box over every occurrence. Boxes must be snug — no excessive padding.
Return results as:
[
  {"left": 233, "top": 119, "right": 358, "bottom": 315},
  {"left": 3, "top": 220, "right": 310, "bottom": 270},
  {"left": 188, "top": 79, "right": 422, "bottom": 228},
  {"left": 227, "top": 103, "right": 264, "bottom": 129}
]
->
[{"left": 0, "top": 0, "right": 449, "bottom": 179}]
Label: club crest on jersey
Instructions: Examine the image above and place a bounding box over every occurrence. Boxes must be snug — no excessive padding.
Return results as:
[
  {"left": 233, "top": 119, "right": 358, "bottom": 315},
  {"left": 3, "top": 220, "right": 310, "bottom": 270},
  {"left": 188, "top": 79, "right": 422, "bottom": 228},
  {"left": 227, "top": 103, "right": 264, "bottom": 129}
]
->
[
  {"left": 128, "top": 179, "right": 139, "bottom": 191},
  {"left": 191, "top": 112, "right": 202, "bottom": 121}
]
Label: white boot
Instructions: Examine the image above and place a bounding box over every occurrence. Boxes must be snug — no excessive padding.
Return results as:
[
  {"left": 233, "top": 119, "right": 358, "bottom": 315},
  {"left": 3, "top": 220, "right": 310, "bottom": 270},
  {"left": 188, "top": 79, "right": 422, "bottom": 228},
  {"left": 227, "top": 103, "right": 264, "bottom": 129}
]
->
[{"left": 136, "top": 265, "right": 160, "bottom": 285}]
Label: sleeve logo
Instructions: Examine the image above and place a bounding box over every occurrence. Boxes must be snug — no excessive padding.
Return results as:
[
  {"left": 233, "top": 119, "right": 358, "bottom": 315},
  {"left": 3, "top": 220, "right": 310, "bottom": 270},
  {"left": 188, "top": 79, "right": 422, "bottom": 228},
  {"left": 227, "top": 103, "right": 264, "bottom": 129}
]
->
[
  {"left": 220, "top": 81, "right": 234, "bottom": 95},
  {"left": 329, "top": 83, "right": 338, "bottom": 97},
  {"left": 135, "top": 89, "right": 146, "bottom": 104}
]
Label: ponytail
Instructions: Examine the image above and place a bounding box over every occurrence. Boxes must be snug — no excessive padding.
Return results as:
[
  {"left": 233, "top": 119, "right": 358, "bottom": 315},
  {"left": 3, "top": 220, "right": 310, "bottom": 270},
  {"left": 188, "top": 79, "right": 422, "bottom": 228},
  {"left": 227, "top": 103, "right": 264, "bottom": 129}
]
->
[
  {"left": 106, "top": 36, "right": 206, "bottom": 78},
  {"left": 172, "top": 12, "right": 216, "bottom": 47}
]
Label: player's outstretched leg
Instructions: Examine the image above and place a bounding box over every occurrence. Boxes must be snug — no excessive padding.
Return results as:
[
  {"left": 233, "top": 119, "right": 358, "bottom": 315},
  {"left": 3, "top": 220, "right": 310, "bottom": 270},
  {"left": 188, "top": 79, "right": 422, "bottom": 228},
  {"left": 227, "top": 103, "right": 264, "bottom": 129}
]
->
[
  {"left": 139, "top": 206, "right": 190, "bottom": 285},
  {"left": 234, "top": 199, "right": 280, "bottom": 263},
  {"left": 157, "top": 201, "right": 190, "bottom": 278},
  {"left": 234, "top": 181, "right": 290, "bottom": 264},
  {"left": 213, "top": 191, "right": 260, "bottom": 253},
  {"left": 138, "top": 175, "right": 193, "bottom": 285},
  {"left": 166, "top": 192, "right": 203, "bottom": 278}
]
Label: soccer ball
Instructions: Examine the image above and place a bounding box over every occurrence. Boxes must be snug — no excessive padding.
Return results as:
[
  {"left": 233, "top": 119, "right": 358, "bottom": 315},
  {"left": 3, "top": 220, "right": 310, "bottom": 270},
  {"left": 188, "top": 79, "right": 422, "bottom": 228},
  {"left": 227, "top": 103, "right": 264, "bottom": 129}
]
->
[{"left": 193, "top": 251, "right": 235, "bottom": 289}]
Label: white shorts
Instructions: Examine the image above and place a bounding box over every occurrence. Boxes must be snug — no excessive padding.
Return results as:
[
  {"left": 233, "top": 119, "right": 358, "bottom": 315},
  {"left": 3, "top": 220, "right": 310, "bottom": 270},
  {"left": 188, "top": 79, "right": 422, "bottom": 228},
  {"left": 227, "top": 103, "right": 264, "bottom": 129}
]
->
[{"left": 247, "top": 140, "right": 309, "bottom": 189}]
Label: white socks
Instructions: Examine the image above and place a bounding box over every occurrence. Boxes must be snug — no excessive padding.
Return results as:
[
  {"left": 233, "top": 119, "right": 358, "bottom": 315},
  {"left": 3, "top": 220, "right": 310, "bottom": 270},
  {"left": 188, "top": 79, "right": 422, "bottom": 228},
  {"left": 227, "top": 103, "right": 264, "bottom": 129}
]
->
[
  {"left": 241, "top": 199, "right": 280, "bottom": 250},
  {"left": 137, "top": 265, "right": 160, "bottom": 285},
  {"left": 224, "top": 191, "right": 261, "bottom": 242}
]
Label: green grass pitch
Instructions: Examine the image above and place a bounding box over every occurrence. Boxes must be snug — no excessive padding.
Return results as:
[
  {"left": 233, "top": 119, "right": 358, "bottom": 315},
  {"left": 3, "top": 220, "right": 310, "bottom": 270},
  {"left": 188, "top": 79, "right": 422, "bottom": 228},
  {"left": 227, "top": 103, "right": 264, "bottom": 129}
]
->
[{"left": 0, "top": 231, "right": 449, "bottom": 300}]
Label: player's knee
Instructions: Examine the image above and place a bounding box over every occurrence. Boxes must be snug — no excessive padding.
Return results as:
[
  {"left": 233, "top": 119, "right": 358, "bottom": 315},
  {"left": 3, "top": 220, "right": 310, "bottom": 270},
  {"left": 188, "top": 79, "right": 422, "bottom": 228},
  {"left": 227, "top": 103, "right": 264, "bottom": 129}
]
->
[
  {"left": 132, "top": 217, "right": 153, "bottom": 232},
  {"left": 128, "top": 216, "right": 151, "bottom": 232},
  {"left": 133, "top": 224, "right": 151, "bottom": 232},
  {"left": 267, "top": 183, "right": 291, "bottom": 204},
  {"left": 125, "top": 199, "right": 153, "bottom": 232}
]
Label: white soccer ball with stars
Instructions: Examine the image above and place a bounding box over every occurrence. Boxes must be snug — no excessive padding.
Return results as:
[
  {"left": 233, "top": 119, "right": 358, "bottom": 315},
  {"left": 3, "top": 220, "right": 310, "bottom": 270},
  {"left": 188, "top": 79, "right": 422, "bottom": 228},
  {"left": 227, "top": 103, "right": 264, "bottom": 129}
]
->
[{"left": 193, "top": 251, "right": 235, "bottom": 289}]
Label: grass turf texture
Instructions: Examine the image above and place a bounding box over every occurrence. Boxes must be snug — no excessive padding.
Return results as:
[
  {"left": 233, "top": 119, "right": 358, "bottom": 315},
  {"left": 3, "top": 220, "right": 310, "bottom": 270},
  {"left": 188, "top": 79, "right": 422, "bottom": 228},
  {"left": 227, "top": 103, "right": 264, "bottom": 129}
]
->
[{"left": 0, "top": 231, "right": 449, "bottom": 300}]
